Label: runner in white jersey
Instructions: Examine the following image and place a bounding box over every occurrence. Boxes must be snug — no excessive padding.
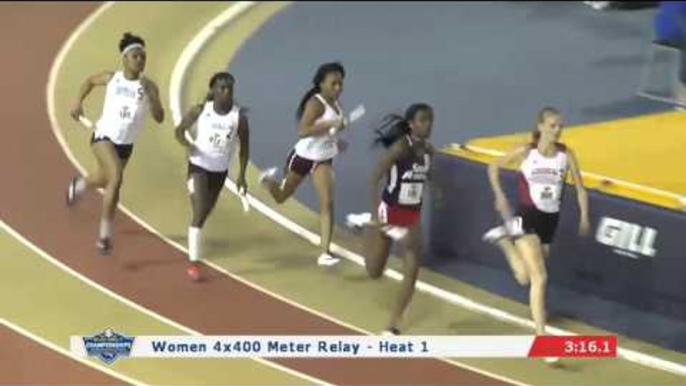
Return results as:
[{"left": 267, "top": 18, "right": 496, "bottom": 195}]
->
[
  {"left": 483, "top": 107, "right": 590, "bottom": 353},
  {"left": 66, "top": 32, "right": 165, "bottom": 255},
  {"left": 175, "top": 72, "right": 249, "bottom": 281},
  {"left": 259, "top": 62, "right": 349, "bottom": 267}
]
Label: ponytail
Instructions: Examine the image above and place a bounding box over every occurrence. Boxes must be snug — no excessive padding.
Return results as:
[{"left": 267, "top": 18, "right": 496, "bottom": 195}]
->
[
  {"left": 373, "top": 103, "right": 433, "bottom": 148},
  {"left": 296, "top": 86, "right": 321, "bottom": 119},
  {"left": 373, "top": 114, "right": 411, "bottom": 148}
]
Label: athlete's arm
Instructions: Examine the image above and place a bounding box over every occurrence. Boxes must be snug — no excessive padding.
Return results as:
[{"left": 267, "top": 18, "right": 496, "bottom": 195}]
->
[
  {"left": 141, "top": 77, "right": 165, "bottom": 123},
  {"left": 174, "top": 104, "right": 203, "bottom": 149},
  {"left": 236, "top": 111, "right": 250, "bottom": 192},
  {"left": 297, "top": 97, "right": 344, "bottom": 138},
  {"left": 487, "top": 144, "right": 529, "bottom": 219},
  {"left": 567, "top": 148, "right": 591, "bottom": 236},
  {"left": 70, "top": 71, "right": 113, "bottom": 121},
  {"left": 370, "top": 140, "right": 408, "bottom": 222}
]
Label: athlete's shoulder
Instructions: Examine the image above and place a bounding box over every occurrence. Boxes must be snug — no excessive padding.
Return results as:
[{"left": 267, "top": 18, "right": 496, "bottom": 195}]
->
[
  {"left": 191, "top": 102, "right": 205, "bottom": 113},
  {"left": 301, "top": 95, "right": 325, "bottom": 118}
]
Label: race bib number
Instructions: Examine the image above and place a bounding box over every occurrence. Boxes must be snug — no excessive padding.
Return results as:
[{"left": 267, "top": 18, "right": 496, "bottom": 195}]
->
[
  {"left": 398, "top": 183, "right": 423, "bottom": 205},
  {"left": 203, "top": 128, "right": 234, "bottom": 156},
  {"left": 540, "top": 186, "right": 555, "bottom": 201},
  {"left": 119, "top": 105, "right": 133, "bottom": 121}
]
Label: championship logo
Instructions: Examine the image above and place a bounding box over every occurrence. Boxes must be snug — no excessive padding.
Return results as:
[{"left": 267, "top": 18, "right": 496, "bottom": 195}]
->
[{"left": 83, "top": 328, "right": 135, "bottom": 364}]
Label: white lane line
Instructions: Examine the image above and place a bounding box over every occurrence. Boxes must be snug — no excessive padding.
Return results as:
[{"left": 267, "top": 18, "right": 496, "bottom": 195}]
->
[
  {"left": 0, "top": 220, "right": 331, "bottom": 385},
  {"left": 0, "top": 313, "right": 147, "bottom": 386},
  {"left": 168, "top": 3, "right": 529, "bottom": 385},
  {"left": 169, "top": 1, "right": 686, "bottom": 379},
  {"left": 45, "top": 2, "right": 331, "bottom": 385}
]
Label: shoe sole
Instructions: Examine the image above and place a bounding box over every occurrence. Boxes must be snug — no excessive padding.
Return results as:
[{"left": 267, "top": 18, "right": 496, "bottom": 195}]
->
[
  {"left": 97, "top": 241, "right": 112, "bottom": 256},
  {"left": 66, "top": 178, "right": 76, "bottom": 207},
  {"left": 318, "top": 258, "right": 341, "bottom": 267}
]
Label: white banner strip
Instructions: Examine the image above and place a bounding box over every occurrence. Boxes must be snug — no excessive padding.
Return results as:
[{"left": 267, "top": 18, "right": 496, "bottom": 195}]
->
[{"left": 71, "top": 335, "right": 535, "bottom": 359}]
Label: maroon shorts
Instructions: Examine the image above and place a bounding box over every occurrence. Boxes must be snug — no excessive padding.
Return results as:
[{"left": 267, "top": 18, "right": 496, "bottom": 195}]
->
[
  {"left": 285, "top": 149, "right": 333, "bottom": 176},
  {"left": 378, "top": 201, "right": 421, "bottom": 227}
]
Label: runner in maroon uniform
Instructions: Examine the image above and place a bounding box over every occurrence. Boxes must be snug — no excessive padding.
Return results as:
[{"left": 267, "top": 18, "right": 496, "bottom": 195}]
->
[{"left": 346, "top": 103, "right": 434, "bottom": 335}]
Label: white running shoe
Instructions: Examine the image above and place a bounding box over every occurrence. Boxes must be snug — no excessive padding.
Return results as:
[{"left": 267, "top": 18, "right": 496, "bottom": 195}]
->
[
  {"left": 345, "top": 212, "right": 372, "bottom": 230},
  {"left": 96, "top": 238, "right": 112, "bottom": 256},
  {"left": 258, "top": 167, "right": 278, "bottom": 186},
  {"left": 317, "top": 252, "right": 340, "bottom": 267},
  {"left": 66, "top": 176, "right": 81, "bottom": 207},
  {"left": 544, "top": 357, "right": 561, "bottom": 365},
  {"left": 505, "top": 216, "right": 524, "bottom": 237},
  {"left": 483, "top": 216, "right": 525, "bottom": 244},
  {"left": 482, "top": 225, "right": 508, "bottom": 243}
]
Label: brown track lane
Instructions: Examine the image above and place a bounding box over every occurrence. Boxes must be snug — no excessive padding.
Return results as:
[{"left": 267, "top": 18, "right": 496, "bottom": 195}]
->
[
  {"left": 0, "top": 2, "right": 509, "bottom": 385},
  {"left": 0, "top": 324, "right": 125, "bottom": 385}
]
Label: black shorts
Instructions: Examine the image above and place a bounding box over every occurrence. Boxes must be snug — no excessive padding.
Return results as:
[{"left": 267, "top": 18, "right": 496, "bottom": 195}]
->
[
  {"left": 285, "top": 149, "right": 333, "bottom": 176},
  {"left": 516, "top": 206, "right": 560, "bottom": 245},
  {"left": 90, "top": 134, "right": 134, "bottom": 161},
  {"left": 187, "top": 162, "right": 228, "bottom": 196}
]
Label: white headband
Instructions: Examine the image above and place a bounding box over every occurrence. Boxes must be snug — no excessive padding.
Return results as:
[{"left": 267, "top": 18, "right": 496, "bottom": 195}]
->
[{"left": 121, "top": 43, "right": 145, "bottom": 56}]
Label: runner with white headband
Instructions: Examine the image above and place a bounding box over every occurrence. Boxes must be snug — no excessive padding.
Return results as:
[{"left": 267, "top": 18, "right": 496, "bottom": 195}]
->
[{"left": 66, "top": 32, "right": 165, "bottom": 256}]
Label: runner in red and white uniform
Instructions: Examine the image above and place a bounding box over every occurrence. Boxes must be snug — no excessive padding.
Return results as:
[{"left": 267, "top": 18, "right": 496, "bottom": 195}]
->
[{"left": 483, "top": 107, "right": 591, "bottom": 345}]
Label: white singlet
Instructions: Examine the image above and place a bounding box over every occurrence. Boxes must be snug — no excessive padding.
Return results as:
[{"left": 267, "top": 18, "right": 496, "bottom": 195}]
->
[
  {"left": 189, "top": 101, "right": 241, "bottom": 172},
  {"left": 94, "top": 71, "right": 148, "bottom": 145},
  {"left": 517, "top": 143, "right": 569, "bottom": 213},
  {"left": 294, "top": 94, "right": 343, "bottom": 161}
]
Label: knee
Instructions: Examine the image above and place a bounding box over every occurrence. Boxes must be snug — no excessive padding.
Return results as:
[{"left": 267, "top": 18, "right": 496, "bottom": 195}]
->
[
  {"left": 274, "top": 194, "right": 288, "bottom": 204},
  {"left": 515, "top": 274, "right": 530, "bottom": 287},
  {"left": 320, "top": 196, "right": 334, "bottom": 212},
  {"left": 106, "top": 171, "right": 124, "bottom": 191},
  {"left": 365, "top": 261, "right": 384, "bottom": 279},
  {"left": 367, "top": 267, "right": 383, "bottom": 280},
  {"left": 529, "top": 270, "right": 547, "bottom": 287},
  {"left": 191, "top": 218, "right": 206, "bottom": 228}
]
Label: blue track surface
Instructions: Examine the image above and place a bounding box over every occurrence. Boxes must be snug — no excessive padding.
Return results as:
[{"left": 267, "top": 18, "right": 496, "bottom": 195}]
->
[{"left": 227, "top": 2, "right": 684, "bottom": 350}]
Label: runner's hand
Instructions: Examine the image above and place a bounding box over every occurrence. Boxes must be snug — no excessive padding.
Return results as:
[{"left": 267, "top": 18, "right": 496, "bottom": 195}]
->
[
  {"left": 70, "top": 104, "right": 84, "bottom": 121},
  {"left": 331, "top": 117, "right": 346, "bottom": 131},
  {"left": 236, "top": 175, "right": 248, "bottom": 194},
  {"left": 579, "top": 217, "right": 591, "bottom": 237}
]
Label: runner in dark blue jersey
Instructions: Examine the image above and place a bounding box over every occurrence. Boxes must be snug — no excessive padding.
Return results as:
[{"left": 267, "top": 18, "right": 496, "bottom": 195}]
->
[{"left": 346, "top": 103, "right": 434, "bottom": 335}]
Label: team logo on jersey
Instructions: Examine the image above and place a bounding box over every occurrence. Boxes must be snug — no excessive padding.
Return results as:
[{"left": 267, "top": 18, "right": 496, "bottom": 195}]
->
[
  {"left": 116, "top": 86, "right": 139, "bottom": 100},
  {"left": 83, "top": 328, "right": 135, "bottom": 365},
  {"left": 401, "top": 160, "right": 430, "bottom": 180},
  {"left": 541, "top": 186, "right": 554, "bottom": 200},
  {"left": 595, "top": 216, "right": 658, "bottom": 259}
]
